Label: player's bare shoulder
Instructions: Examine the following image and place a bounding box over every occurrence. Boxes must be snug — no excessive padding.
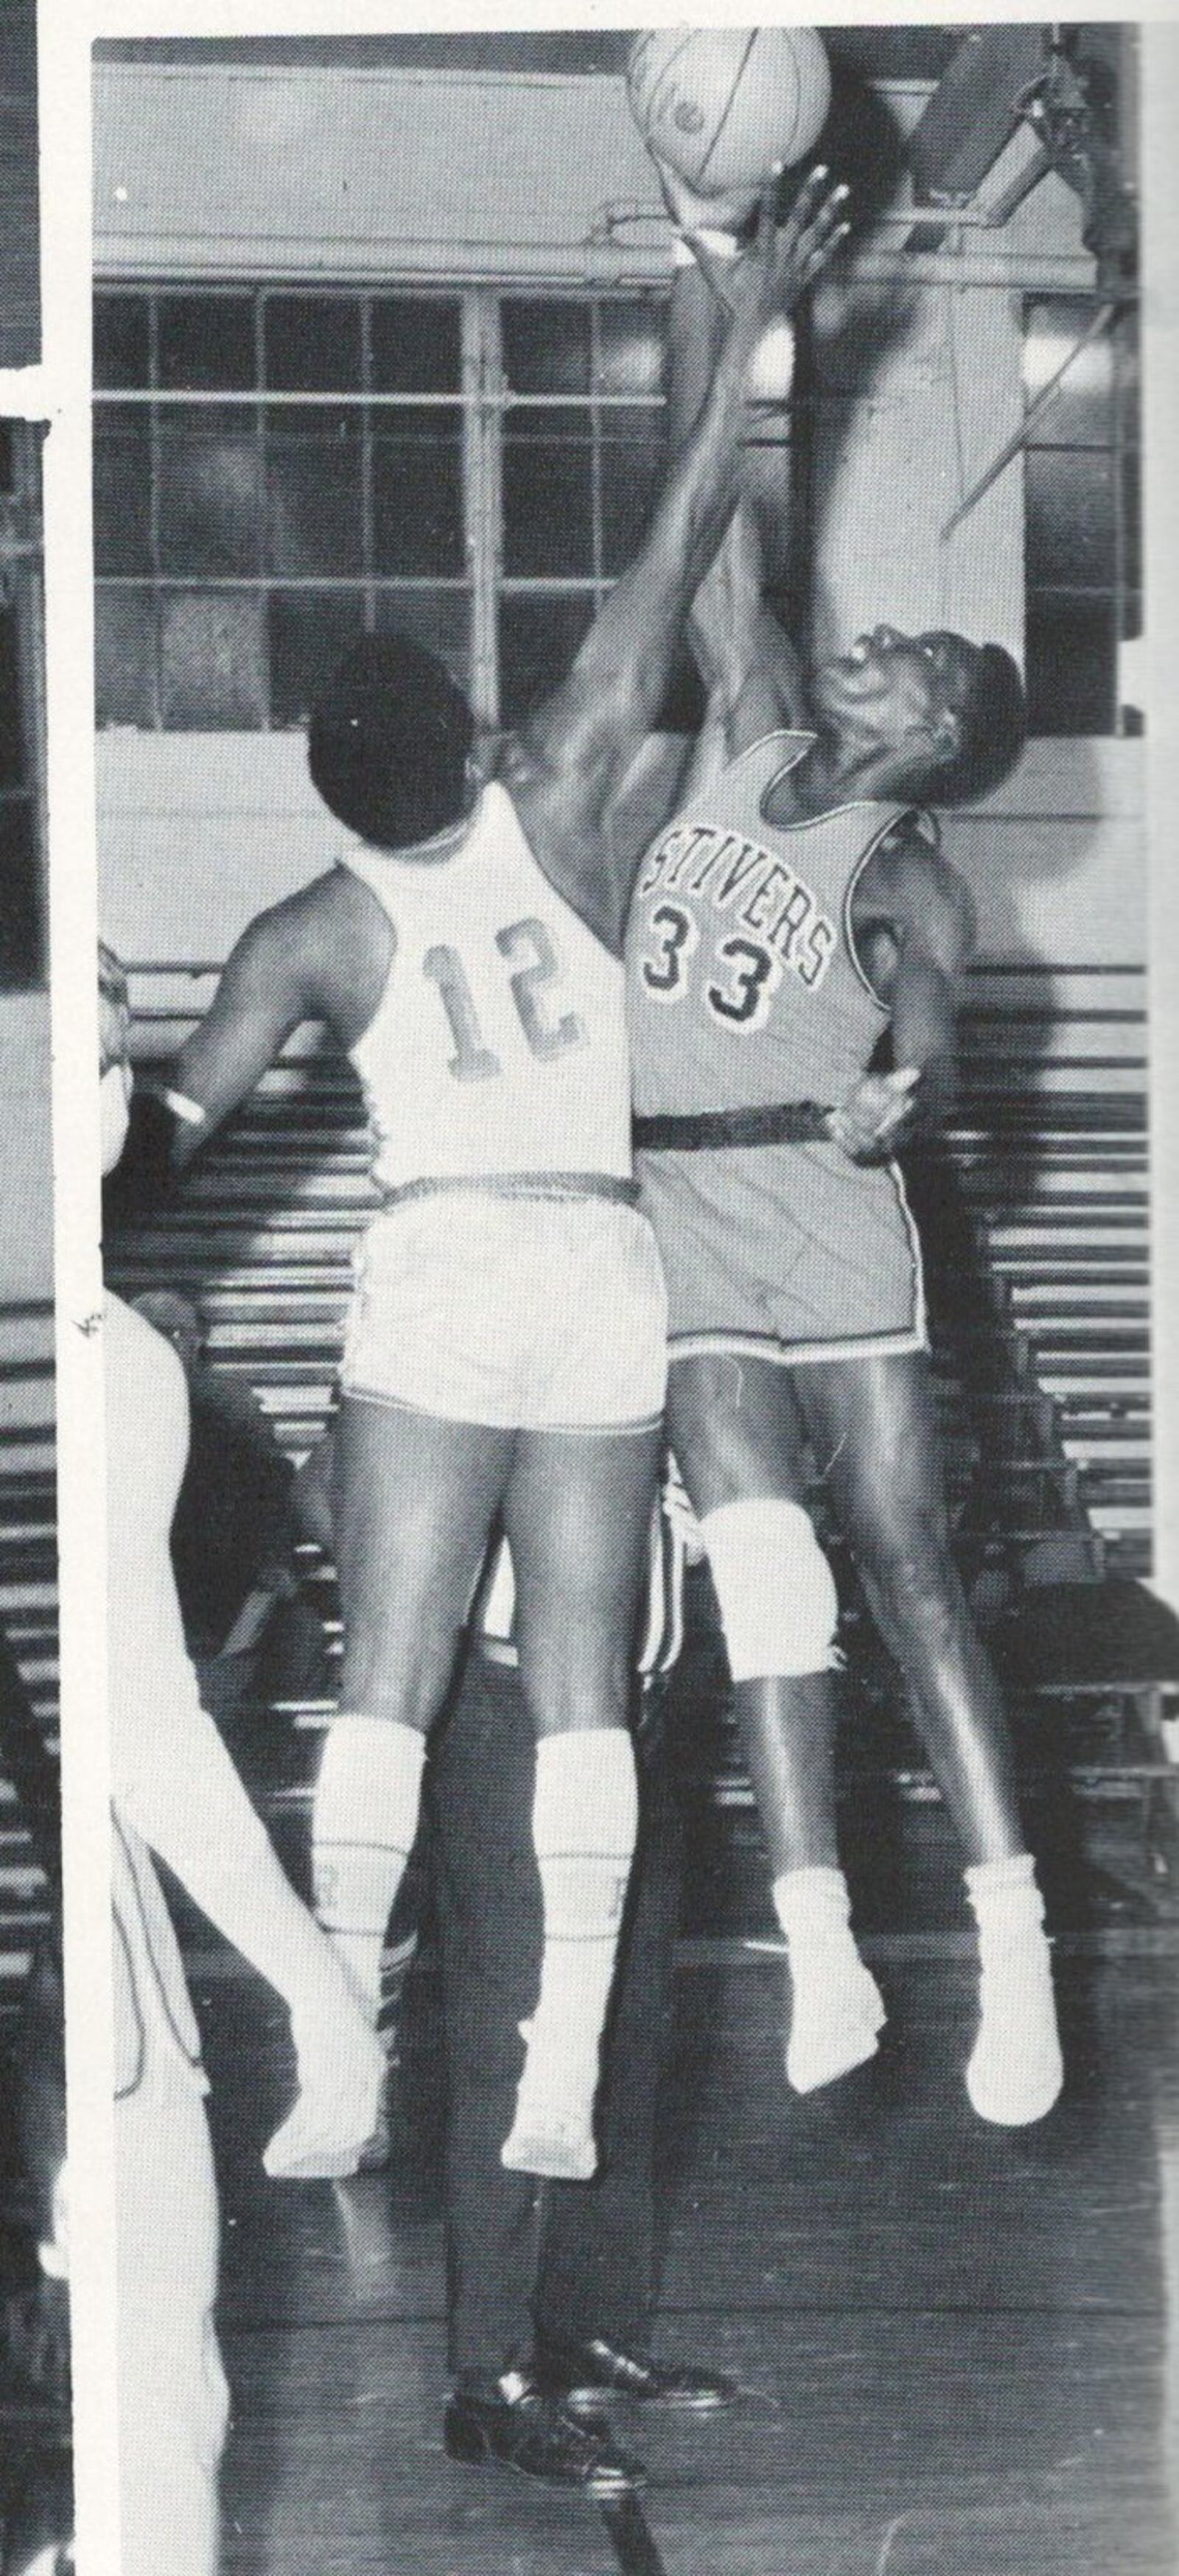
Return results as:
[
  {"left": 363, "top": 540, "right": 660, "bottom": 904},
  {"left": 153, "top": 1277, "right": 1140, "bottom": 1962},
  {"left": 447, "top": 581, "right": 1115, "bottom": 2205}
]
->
[
  {"left": 255, "top": 866, "right": 395, "bottom": 1050},
  {"left": 856, "top": 813, "right": 976, "bottom": 974}
]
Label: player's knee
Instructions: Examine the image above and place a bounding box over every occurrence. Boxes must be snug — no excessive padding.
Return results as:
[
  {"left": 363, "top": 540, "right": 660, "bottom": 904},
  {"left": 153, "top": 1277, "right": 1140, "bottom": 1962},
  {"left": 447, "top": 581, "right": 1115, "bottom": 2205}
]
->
[
  {"left": 339, "top": 1614, "right": 458, "bottom": 1731},
  {"left": 855, "top": 1503, "right": 959, "bottom": 1630},
  {"left": 700, "top": 1497, "right": 839, "bottom": 1684},
  {"left": 856, "top": 1493, "right": 952, "bottom": 1583}
]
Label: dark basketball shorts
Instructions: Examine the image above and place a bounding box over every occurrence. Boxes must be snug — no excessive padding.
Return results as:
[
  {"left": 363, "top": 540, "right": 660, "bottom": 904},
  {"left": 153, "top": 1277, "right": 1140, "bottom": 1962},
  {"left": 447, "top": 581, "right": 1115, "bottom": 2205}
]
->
[{"left": 636, "top": 1140, "right": 928, "bottom": 1368}]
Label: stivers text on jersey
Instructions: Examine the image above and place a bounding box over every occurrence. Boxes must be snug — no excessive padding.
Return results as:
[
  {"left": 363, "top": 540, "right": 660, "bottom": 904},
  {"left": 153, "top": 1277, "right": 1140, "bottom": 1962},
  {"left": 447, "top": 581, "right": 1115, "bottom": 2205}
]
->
[{"left": 637, "top": 822, "right": 836, "bottom": 1005}]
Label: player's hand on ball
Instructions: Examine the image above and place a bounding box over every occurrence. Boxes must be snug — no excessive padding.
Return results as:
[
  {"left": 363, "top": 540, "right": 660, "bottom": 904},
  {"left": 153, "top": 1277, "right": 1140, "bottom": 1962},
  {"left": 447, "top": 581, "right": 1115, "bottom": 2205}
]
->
[
  {"left": 652, "top": 147, "right": 763, "bottom": 243},
  {"left": 714, "top": 167, "right": 849, "bottom": 346},
  {"left": 827, "top": 1065, "right": 920, "bottom": 1162},
  {"left": 760, "top": 163, "right": 850, "bottom": 312}
]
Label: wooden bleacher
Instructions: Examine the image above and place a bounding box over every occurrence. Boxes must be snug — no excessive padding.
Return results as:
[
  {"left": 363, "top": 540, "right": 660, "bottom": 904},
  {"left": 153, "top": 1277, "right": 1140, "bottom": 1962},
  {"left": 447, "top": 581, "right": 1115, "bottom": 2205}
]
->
[
  {"left": 956, "top": 960, "right": 1151, "bottom": 1581},
  {"left": 97, "top": 945, "right": 1176, "bottom": 1920},
  {"left": 0, "top": 1302, "right": 57, "bottom": 2027}
]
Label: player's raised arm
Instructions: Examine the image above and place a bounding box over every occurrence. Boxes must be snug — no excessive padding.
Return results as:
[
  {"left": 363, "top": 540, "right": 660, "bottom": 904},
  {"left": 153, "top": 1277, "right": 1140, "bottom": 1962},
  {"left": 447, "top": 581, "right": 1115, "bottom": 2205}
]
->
[
  {"left": 506, "top": 171, "right": 847, "bottom": 953},
  {"left": 661, "top": 163, "right": 819, "bottom": 780}
]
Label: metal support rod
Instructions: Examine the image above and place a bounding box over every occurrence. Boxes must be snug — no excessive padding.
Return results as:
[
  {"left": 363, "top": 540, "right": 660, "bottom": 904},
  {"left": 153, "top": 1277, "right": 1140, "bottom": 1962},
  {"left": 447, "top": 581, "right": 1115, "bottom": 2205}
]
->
[
  {"left": 982, "top": 141, "right": 1057, "bottom": 229},
  {"left": 96, "top": 242, "right": 1103, "bottom": 295},
  {"left": 941, "top": 297, "right": 1118, "bottom": 538}
]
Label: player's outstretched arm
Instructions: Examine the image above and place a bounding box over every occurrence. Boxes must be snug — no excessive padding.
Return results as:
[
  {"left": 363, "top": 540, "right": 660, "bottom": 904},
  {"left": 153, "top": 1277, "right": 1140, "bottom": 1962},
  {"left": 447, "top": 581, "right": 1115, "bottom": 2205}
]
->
[
  {"left": 507, "top": 171, "right": 847, "bottom": 953},
  {"left": 166, "top": 872, "right": 383, "bottom": 1169},
  {"left": 167, "top": 889, "right": 325, "bottom": 1168},
  {"left": 661, "top": 173, "right": 819, "bottom": 778}
]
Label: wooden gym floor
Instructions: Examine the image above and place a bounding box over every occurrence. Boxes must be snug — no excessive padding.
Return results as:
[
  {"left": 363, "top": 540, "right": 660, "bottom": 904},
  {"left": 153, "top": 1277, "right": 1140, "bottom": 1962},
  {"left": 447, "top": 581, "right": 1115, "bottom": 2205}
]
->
[{"left": 200, "top": 1920, "right": 1178, "bottom": 2576}]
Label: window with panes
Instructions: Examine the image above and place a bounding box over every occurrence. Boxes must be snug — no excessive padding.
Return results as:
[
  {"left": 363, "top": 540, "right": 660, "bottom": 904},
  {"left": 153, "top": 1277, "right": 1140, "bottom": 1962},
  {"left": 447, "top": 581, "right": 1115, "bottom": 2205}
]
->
[
  {"left": 0, "top": 422, "right": 46, "bottom": 990},
  {"left": 1023, "top": 297, "right": 1140, "bottom": 736},
  {"left": 92, "top": 285, "right": 682, "bottom": 734}
]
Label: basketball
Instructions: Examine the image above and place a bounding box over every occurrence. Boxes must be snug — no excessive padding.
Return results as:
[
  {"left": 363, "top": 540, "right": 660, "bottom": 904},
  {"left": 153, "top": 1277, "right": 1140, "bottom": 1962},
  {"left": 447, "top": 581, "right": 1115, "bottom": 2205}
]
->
[{"left": 627, "top": 27, "right": 832, "bottom": 197}]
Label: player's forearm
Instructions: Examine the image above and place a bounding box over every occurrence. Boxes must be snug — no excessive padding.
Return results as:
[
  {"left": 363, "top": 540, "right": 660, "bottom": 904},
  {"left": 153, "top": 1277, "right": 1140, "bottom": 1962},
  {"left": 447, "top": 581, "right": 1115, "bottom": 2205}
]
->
[
  {"left": 668, "top": 244, "right": 758, "bottom": 714},
  {"left": 583, "top": 329, "right": 755, "bottom": 738},
  {"left": 669, "top": 251, "right": 760, "bottom": 668},
  {"left": 890, "top": 953, "right": 960, "bottom": 1133},
  {"left": 169, "top": 1023, "right": 251, "bottom": 1167},
  {"left": 668, "top": 245, "right": 732, "bottom": 455},
  {"left": 168, "top": 909, "right": 315, "bottom": 1166},
  {"left": 671, "top": 255, "right": 803, "bottom": 737},
  {"left": 163, "top": 1072, "right": 212, "bottom": 1170}
]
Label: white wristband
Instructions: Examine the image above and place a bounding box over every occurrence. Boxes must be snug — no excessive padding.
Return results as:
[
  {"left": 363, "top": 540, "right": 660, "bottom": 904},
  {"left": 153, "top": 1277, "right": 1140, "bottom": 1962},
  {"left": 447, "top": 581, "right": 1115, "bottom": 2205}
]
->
[
  {"left": 671, "top": 226, "right": 741, "bottom": 270},
  {"left": 162, "top": 1087, "right": 207, "bottom": 1127}
]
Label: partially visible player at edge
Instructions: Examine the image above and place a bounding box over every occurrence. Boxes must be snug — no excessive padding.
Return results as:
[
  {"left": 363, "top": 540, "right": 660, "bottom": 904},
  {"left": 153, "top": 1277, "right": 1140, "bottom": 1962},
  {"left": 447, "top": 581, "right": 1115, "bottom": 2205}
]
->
[
  {"left": 625, "top": 156, "right": 1063, "bottom": 2125},
  {"left": 144, "top": 175, "right": 849, "bottom": 2183},
  {"left": 102, "top": 945, "right": 383, "bottom": 2576}
]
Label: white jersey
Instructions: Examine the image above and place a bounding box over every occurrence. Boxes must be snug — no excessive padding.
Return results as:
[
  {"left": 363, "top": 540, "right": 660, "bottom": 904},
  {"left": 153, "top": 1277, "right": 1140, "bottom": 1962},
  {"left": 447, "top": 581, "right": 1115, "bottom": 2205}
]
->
[{"left": 345, "top": 780, "right": 632, "bottom": 1194}]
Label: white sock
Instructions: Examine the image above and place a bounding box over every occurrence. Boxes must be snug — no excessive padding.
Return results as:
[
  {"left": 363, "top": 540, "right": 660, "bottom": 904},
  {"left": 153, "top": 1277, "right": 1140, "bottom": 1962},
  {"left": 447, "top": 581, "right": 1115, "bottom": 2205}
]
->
[
  {"left": 964, "top": 1854, "right": 1063, "bottom": 2126},
  {"left": 501, "top": 1729, "right": 638, "bottom": 2180},
  {"left": 773, "top": 1866, "right": 885, "bottom": 2095},
  {"left": 312, "top": 1715, "right": 425, "bottom": 2019},
  {"left": 262, "top": 2001, "right": 384, "bottom": 2183}
]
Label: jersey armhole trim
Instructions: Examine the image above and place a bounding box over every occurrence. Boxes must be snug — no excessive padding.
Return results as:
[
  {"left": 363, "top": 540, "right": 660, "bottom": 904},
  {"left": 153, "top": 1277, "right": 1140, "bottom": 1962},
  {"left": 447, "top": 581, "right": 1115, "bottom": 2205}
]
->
[
  {"left": 631, "top": 734, "right": 811, "bottom": 882},
  {"left": 842, "top": 807, "right": 913, "bottom": 1014},
  {"left": 730, "top": 727, "right": 814, "bottom": 822}
]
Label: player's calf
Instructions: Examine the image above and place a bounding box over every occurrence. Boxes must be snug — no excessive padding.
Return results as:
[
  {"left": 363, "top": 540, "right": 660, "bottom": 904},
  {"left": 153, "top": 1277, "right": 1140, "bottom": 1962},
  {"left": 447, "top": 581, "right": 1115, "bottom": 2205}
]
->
[
  {"left": 700, "top": 1497, "right": 884, "bottom": 2092},
  {"left": 500, "top": 1729, "right": 637, "bottom": 2180},
  {"left": 312, "top": 1712, "right": 426, "bottom": 2017}
]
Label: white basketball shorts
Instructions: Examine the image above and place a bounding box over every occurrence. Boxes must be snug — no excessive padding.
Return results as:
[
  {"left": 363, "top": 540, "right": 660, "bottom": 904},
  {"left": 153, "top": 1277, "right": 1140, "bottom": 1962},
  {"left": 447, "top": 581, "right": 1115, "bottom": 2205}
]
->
[{"left": 340, "top": 1191, "right": 668, "bottom": 1432}]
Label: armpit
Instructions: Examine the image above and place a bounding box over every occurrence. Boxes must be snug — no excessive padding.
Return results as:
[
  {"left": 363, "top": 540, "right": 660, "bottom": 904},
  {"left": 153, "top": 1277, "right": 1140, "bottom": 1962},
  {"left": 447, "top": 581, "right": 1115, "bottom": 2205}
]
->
[{"left": 852, "top": 916, "right": 900, "bottom": 1007}]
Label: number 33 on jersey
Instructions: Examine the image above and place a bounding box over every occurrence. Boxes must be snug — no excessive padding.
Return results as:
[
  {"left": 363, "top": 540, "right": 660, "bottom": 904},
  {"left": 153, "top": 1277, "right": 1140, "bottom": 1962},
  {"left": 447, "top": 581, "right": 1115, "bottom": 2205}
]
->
[
  {"left": 341, "top": 779, "right": 636, "bottom": 1193},
  {"left": 626, "top": 732, "right": 906, "bottom": 1130}
]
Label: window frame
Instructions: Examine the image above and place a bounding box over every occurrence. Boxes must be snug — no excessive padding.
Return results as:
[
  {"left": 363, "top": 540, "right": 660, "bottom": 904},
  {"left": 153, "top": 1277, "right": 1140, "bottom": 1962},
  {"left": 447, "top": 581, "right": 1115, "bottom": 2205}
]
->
[
  {"left": 1021, "top": 293, "right": 1140, "bottom": 740},
  {"left": 0, "top": 422, "right": 46, "bottom": 991},
  {"left": 92, "top": 280, "right": 672, "bottom": 734}
]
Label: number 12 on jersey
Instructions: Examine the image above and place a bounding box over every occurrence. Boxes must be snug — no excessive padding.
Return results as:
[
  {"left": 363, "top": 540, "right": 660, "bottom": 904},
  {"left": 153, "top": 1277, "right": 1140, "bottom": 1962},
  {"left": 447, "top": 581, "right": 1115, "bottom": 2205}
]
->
[{"left": 423, "top": 916, "right": 587, "bottom": 1082}]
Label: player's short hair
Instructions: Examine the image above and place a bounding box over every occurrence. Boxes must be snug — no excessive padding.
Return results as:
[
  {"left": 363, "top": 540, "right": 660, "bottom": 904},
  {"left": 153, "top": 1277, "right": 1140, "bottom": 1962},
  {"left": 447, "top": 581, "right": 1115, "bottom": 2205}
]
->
[
  {"left": 928, "top": 643, "right": 1026, "bottom": 808},
  {"left": 307, "top": 635, "right": 475, "bottom": 850}
]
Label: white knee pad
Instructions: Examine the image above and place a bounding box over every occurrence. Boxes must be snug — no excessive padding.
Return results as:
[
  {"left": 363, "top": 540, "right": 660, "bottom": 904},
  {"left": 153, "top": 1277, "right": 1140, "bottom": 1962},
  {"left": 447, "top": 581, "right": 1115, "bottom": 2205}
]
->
[{"left": 701, "top": 1497, "right": 840, "bottom": 1683}]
